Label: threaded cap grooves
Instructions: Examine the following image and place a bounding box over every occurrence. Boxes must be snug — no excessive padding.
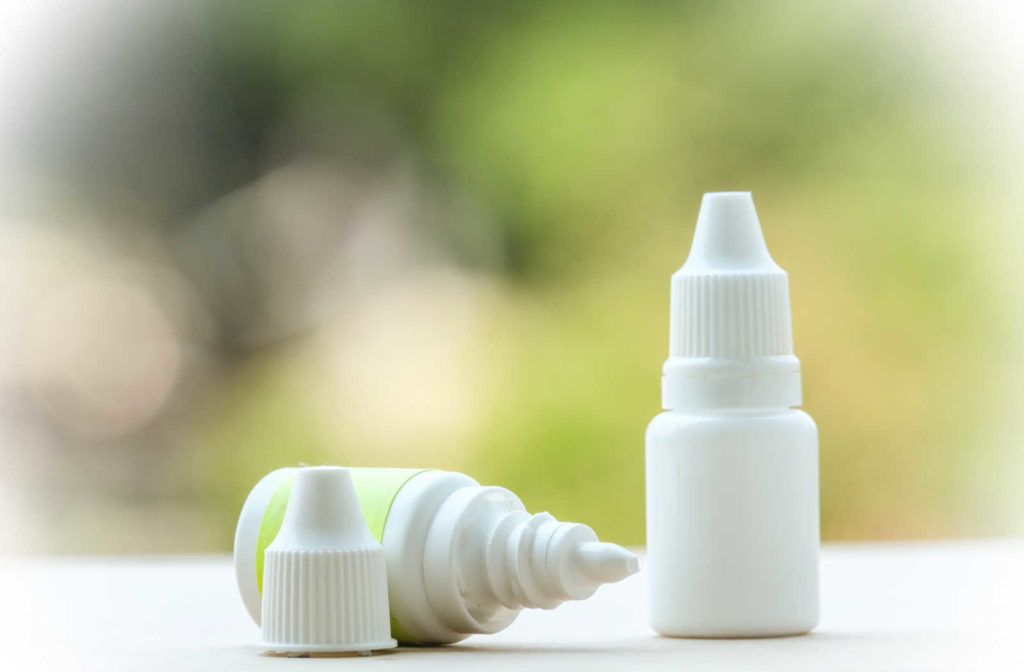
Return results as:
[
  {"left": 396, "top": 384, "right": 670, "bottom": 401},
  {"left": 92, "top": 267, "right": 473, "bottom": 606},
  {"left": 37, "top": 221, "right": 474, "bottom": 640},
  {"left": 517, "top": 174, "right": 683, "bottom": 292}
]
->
[
  {"left": 261, "top": 547, "right": 393, "bottom": 651},
  {"left": 670, "top": 271, "right": 793, "bottom": 358}
]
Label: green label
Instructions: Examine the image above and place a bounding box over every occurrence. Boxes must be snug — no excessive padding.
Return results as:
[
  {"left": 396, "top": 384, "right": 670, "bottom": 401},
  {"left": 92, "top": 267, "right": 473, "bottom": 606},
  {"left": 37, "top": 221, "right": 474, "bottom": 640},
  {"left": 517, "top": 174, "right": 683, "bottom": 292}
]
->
[{"left": 255, "top": 467, "right": 430, "bottom": 644}]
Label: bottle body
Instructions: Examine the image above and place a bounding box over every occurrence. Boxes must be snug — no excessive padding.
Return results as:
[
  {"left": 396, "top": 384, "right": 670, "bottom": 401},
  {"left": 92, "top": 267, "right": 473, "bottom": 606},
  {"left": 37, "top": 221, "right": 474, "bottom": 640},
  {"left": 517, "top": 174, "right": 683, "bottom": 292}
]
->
[{"left": 645, "top": 408, "right": 819, "bottom": 637}]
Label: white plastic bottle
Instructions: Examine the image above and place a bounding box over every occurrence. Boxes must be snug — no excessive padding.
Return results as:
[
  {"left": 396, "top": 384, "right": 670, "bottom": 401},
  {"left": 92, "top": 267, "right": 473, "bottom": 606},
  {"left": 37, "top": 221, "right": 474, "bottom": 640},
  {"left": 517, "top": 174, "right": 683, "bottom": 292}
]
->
[
  {"left": 236, "top": 467, "right": 639, "bottom": 644},
  {"left": 646, "top": 192, "right": 819, "bottom": 638}
]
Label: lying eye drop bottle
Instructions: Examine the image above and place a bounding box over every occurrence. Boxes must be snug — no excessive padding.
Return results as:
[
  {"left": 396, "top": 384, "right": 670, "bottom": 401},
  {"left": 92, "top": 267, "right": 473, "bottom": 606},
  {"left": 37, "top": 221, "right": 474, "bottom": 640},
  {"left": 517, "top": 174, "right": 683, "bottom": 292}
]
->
[
  {"left": 235, "top": 467, "right": 639, "bottom": 645},
  {"left": 646, "top": 192, "right": 819, "bottom": 637}
]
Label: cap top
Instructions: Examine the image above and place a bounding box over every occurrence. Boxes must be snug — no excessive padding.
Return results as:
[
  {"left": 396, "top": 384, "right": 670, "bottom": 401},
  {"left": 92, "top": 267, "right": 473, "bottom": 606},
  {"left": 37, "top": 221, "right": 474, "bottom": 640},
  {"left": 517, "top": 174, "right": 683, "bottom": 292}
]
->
[
  {"left": 682, "top": 192, "right": 781, "bottom": 273},
  {"left": 269, "top": 466, "right": 378, "bottom": 551}
]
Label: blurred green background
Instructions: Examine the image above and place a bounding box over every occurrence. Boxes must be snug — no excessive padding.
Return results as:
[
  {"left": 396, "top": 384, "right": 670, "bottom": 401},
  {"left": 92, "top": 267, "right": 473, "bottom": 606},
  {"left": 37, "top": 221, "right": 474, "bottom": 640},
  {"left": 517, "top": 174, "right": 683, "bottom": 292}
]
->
[{"left": 0, "top": 0, "right": 1022, "bottom": 553}]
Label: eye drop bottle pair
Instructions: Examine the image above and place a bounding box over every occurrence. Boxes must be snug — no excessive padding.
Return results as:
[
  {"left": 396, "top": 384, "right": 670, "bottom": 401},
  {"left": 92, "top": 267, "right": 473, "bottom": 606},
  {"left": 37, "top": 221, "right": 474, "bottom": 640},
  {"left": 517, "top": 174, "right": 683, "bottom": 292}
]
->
[{"left": 646, "top": 192, "right": 820, "bottom": 638}]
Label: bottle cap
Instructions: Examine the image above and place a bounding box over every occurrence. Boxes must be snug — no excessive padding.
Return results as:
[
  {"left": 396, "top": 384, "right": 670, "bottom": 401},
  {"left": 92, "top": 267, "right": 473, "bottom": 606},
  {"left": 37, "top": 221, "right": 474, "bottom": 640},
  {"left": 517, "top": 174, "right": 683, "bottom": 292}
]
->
[
  {"left": 259, "top": 466, "right": 397, "bottom": 654},
  {"left": 663, "top": 192, "right": 802, "bottom": 410}
]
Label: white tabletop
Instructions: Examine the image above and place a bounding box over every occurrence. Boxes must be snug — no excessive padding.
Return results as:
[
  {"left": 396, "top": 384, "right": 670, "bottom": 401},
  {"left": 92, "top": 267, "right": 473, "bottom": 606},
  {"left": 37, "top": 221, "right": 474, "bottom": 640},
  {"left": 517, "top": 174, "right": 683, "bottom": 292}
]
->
[{"left": 2, "top": 542, "right": 1020, "bottom": 671}]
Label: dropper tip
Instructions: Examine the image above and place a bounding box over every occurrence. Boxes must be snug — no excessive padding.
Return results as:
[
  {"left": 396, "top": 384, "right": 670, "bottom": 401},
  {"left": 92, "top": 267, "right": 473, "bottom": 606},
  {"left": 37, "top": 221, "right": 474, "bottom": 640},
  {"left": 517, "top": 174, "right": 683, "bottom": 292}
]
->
[
  {"left": 576, "top": 542, "right": 640, "bottom": 584},
  {"left": 683, "top": 190, "right": 779, "bottom": 273}
]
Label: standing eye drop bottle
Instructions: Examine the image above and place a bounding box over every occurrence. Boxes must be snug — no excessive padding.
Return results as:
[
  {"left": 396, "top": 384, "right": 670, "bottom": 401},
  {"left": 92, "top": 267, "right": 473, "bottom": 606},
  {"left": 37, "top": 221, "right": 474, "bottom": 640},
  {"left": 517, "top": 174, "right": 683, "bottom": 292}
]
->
[{"left": 646, "top": 192, "right": 819, "bottom": 638}]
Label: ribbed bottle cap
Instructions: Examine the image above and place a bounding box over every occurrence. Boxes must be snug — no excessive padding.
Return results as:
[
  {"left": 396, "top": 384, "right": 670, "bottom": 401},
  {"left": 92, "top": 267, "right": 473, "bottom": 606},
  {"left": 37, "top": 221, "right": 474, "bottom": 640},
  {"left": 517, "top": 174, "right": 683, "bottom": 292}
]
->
[
  {"left": 259, "top": 466, "right": 396, "bottom": 654},
  {"left": 663, "top": 192, "right": 801, "bottom": 410}
]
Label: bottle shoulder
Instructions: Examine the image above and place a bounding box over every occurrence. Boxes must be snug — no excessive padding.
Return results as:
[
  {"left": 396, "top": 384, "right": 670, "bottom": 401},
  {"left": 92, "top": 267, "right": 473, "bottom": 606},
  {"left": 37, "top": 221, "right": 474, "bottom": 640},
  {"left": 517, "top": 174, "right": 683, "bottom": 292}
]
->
[{"left": 647, "top": 408, "right": 817, "bottom": 442}]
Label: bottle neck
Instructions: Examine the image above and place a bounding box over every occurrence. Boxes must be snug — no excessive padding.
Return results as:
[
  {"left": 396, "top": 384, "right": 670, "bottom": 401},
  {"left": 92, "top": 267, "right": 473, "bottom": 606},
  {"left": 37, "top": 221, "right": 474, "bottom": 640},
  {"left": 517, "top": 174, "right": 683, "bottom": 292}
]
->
[
  {"left": 421, "top": 484, "right": 523, "bottom": 635},
  {"left": 661, "top": 354, "right": 802, "bottom": 411},
  {"left": 420, "top": 484, "right": 610, "bottom": 635}
]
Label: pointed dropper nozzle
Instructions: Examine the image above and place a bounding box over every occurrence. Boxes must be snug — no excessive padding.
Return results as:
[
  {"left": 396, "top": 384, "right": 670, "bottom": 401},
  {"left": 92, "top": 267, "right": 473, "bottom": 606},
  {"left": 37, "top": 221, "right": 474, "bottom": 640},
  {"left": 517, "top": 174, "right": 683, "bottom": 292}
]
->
[
  {"left": 682, "top": 191, "right": 781, "bottom": 273},
  {"left": 575, "top": 541, "right": 640, "bottom": 584}
]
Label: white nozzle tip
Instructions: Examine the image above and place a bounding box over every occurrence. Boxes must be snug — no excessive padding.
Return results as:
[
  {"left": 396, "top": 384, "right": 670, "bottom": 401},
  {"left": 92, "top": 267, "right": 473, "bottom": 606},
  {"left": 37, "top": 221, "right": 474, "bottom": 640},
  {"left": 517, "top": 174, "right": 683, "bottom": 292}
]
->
[
  {"left": 576, "top": 542, "right": 640, "bottom": 584},
  {"left": 684, "top": 191, "right": 778, "bottom": 272}
]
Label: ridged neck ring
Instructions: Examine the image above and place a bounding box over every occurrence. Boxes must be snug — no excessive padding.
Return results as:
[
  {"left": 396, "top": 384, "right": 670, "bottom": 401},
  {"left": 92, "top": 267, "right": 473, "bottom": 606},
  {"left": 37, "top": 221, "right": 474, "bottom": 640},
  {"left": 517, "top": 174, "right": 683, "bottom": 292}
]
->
[{"left": 661, "top": 355, "right": 802, "bottom": 411}]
